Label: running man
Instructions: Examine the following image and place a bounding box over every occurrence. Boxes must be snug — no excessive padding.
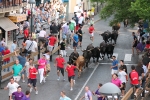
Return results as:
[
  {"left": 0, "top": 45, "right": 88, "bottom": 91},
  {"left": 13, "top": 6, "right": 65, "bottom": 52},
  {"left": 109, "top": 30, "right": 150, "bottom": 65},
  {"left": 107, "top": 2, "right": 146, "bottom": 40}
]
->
[
  {"left": 66, "top": 62, "right": 80, "bottom": 91},
  {"left": 48, "top": 34, "right": 57, "bottom": 55},
  {"left": 4, "top": 78, "right": 19, "bottom": 100},
  {"left": 28, "top": 64, "right": 38, "bottom": 94},
  {"left": 72, "top": 32, "right": 79, "bottom": 52},
  {"left": 132, "top": 32, "right": 138, "bottom": 54},
  {"left": 54, "top": 54, "right": 66, "bottom": 81},
  {"left": 89, "top": 24, "right": 95, "bottom": 43},
  {"left": 78, "top": 26, "right": 83, "bottom": 47}
]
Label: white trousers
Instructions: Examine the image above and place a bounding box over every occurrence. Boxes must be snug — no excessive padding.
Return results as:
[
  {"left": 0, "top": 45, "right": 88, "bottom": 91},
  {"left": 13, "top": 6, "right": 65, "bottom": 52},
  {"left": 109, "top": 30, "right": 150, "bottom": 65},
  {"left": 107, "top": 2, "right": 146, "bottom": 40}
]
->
[
  {"left": 38, "top": 68, "right": 45, "bottom": 83},
  {"left": 60, "top": 50, "right": 66, "bottom": 57}
]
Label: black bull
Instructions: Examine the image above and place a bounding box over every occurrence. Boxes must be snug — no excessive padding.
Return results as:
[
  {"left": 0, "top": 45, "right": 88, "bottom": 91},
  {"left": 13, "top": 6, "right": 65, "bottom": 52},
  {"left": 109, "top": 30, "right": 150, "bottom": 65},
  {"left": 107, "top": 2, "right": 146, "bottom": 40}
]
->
[
  {"left": 100, "top": 42, "right": 115, "bottom": 59},
  {"left": 69, "top": 52, "right": 79, "bottom": 65},
  {"left": 101, "top": 30, "right": 118, "bottom": 44},
  {"left": 82, "top": 44, "right": 101, "bottom": 67}
]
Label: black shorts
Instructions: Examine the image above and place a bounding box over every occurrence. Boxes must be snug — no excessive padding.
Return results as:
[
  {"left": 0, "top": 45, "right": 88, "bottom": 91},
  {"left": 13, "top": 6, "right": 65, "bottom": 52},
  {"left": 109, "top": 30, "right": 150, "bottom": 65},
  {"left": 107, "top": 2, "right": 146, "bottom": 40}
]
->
[
  {"left": 132, "top": 43, "right": 137, "bottom": 47},
  {"left": 73, "top": 42, "right": 78, "bottom": 47},
  {"left": 57, "top": 67, "right": 64, "bottom": 75},
  {"left": 131, "top": 84, "right": 140, "bottom": 89},
  {"left": 28, "top": 79, "right": 37, "bottom": 87},
  {"left": 68, "top": 76, "right": 75, "bottom": 82},
  {"left": 120, "top": 82, "right": 126, "bottom": 90},
  {"left": 79, "top": 37, "right": 82, "bottom": 42}
]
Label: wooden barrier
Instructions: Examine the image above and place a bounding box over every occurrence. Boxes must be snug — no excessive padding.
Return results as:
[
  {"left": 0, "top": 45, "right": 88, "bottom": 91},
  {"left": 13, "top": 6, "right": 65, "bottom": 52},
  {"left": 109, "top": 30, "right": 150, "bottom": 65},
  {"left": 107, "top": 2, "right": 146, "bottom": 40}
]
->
[{"left": 122, "top": 77, "right": 150, "bottom": 100}]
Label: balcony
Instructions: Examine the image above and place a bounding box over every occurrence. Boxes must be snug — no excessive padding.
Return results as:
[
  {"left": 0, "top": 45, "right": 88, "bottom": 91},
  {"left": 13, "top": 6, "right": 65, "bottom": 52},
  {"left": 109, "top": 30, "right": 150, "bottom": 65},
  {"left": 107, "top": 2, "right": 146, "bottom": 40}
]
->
[{"left": 0, "top": 0, "right": 27, "bottom": 13}]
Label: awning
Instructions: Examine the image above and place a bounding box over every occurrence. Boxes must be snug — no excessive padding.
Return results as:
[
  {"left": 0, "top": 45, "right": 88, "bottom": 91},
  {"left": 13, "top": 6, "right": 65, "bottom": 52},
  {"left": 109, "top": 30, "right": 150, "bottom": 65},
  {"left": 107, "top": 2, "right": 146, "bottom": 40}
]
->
[
  {"left": 8, "top": 14, "right": 27, "bottom": 23},
  {"left": 0, "top": 17, "right": 19, "bottom": 31}
]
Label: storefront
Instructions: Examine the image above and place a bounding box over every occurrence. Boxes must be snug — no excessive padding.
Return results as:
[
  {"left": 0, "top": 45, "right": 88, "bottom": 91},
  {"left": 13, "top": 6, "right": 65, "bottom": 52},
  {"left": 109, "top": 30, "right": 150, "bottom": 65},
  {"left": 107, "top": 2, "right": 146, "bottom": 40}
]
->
[{"left": 0, "top": 17, "right": 19, "bottom": 45}]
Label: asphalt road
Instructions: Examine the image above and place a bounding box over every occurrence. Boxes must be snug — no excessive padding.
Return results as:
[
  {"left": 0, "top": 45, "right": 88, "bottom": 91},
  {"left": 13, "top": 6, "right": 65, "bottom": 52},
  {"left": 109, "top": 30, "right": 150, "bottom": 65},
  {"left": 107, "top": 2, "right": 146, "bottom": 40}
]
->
[{"left": 0, "top": 15, "right": 146, "bottom": 100}]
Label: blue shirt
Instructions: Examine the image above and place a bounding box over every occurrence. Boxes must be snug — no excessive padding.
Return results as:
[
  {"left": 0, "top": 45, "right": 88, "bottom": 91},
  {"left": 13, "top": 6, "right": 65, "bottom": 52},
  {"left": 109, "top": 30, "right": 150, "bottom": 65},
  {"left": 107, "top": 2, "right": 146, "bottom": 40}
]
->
[
  {"left": 73, "top": 34, "right": 78, "bottom": 42},
  {"left": 95, "top": 89, "right": 105, "bottom": 100},
  {"left": 11, "top": 43, "right": 17, "bottom": 52},
  {"left": 17, "top": 56, "right": 26, "bottom": 67},
  {"left": 0, "top": 46, "right": 5, "bottom": 53},
  {"left": 59, "top": 96, "right": 71, "bottom": 100},
  {"left": 112, "top": 60, "right": 118, "bottom": 70},
  {"left": 21, "top": 96, "right": 30, "bottom": 100}
]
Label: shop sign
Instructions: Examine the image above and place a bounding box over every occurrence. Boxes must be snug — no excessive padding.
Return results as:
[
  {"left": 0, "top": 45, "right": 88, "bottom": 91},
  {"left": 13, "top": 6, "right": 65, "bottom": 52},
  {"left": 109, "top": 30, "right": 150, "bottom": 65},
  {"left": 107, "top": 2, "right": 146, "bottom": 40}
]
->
[{"left": 8, "top": 15, "right": 27, "bottom": 22}]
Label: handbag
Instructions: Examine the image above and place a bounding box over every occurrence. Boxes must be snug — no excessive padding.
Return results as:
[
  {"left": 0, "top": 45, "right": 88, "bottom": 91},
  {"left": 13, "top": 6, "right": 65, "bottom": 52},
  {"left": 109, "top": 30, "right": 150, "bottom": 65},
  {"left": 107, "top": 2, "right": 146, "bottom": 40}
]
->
[{"left": 24, "top": 42, "right": 33, "bottom": 54}]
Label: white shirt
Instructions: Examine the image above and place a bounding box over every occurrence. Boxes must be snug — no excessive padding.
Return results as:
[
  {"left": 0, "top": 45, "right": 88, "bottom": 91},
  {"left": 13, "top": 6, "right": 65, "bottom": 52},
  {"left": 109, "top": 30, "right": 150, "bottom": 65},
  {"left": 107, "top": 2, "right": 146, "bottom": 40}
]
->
[
  {"left": 11, "top": 43, "right": 17, "bottom": 52},
  {"left": 38, "top": 30, "right": 46, "bottom": 37},
  {"left": 143, "top": 65, "right": 148, "bottom": 76},
  {"left": 78, "top": 16, "right": 84, "bottom": 24},
  {"left": 7, "top": 82, "right": 19, "bottom": 96},
  {"left": 0, "top": 40, "right": 6, "bottom": 46},
  {"left": 44, "top": 53, "right": 50, "bottom": 63},
  {"left": 118, "top": 71, "right": 127, "bottom": 83},
  {"left": 76, "top": 12, "right": 81, "bottom": 18},
  {"left": 36, "top": 23, "right": 41, "bottom": 31},
  {"left": 31, "top": 41, "right": 37, "bottom": 52},
  {"left": 74, "top": 6, "right": 79, "bottom": 12},
  {"left": 25, "top": 40, "right": 33, "bottom": 51}
]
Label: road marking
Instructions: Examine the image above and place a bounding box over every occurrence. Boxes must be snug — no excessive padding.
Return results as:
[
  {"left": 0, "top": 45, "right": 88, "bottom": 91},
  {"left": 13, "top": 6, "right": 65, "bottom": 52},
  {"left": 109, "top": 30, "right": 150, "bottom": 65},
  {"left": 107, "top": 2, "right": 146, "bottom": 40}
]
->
[
  {"left": 74, "top": 64, "right": 99, "bottom": 100},
  {"left": 99, "top": 63, "right": 137, "bottom": 65},
  {"left": 124, "top": 54, "right": 132, "bottom": 61},
  {"left": 113, "top": 53, "right": 118, "bottom": 60}
]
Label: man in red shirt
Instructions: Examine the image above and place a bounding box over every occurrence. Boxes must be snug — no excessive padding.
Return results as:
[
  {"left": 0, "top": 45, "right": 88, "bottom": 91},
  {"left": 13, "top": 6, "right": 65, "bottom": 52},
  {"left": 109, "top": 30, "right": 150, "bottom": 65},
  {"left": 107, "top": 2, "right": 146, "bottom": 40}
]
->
[
  {"left": 28, "top": 64, "right": 38, "bottom": 95},
  {"left": 24, "top": 27, "right": 29, "bottom": 40},
  {"left": 66, "top": 62, "right": 80, "bottom": 91},
  {"left": 89, "top": 24, "right": 95, "bottom": 43},
  {"left": 48, "top": 34, "right": 57, "bottom": 54},
  {"left": 54, "top": 54, "right": 65, "bottom": 81},
  {"left": 129, "top": 65, "right": 140, "bottom": 97},
  {"left": 3, "top": 47, "right": 10, "bottom": 72}
]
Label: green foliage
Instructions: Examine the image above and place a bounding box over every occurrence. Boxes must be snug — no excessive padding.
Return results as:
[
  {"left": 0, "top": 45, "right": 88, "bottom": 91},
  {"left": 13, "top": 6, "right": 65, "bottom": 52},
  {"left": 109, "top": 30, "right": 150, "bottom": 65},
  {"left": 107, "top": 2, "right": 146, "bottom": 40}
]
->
[{"left": 99, "top": 0, "right": 150, "bottom": 27}]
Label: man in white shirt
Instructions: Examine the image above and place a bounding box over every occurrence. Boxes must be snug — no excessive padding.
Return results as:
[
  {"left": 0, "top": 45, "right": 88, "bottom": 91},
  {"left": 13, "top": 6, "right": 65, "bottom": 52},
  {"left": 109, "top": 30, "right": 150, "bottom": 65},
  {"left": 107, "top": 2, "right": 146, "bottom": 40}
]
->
[
  {"left": 0, "top": 38, "right": 6, "bottom": 47},
  {"left": 25, "top": 38, "right": 33, "bottom": 55},
  {"left": 118, "top": 66, "right": 128, "bottom": 96},
  {"left": 38, "top": 28, "right": 47, "bottom": 44},
  {"left": 4, "top": 78, "right": 19, "bottom": 100},
  {"left": 11, "top": 40, "right": 17, "bottom": 52}
]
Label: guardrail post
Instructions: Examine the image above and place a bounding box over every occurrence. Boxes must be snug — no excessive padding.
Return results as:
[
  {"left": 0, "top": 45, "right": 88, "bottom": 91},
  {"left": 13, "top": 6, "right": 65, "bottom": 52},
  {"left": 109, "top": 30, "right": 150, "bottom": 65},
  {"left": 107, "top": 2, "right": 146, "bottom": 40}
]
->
[
  {"left": 0, "top": 54, "right": 2, "bottom": 88},
  {"left": 130, "top": 86, "right": 135, "bottom": 99}
]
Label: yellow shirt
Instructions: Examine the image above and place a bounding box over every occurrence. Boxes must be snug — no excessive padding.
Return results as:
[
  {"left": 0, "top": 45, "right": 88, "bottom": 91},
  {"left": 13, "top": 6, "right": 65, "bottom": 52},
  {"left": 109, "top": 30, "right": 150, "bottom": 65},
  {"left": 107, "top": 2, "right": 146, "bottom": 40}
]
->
[{"left": 91, "top": 7, "right": 95, "bottom": 13}]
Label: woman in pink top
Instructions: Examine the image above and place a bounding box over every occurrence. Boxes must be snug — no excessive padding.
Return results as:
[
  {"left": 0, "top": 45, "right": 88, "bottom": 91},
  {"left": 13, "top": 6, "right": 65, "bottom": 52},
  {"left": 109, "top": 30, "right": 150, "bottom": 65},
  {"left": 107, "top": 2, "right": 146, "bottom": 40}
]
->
[
  {"left": 38, "top": 55, "right": 47, "bottom": 84},
  {"left": 111, "top": 73, "right": 122, "bottom": 88}
]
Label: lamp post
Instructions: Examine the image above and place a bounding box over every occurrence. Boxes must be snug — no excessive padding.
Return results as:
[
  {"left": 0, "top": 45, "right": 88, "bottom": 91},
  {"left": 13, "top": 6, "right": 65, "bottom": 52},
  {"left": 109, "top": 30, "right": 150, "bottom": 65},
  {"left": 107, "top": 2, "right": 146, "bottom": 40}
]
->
[{"left": 28, "top": 0, "right": 36, "bottom": 36}]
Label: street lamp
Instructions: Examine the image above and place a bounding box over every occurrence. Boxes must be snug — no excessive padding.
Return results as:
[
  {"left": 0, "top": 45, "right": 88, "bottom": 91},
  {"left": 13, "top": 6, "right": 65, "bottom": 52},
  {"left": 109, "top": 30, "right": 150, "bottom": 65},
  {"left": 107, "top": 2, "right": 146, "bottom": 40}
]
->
[{"left": 28, "top": 0, "right": 36, "bottom": 36}]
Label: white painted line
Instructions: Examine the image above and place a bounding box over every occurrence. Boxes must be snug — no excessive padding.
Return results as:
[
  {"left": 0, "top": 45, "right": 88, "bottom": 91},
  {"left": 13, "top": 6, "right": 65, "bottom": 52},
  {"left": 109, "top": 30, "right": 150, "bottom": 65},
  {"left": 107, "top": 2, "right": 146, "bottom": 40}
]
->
[
  {"left": 113, "top": 53, "right": 118, "bottom": 60},
  {"left": 67, "top": 49, "right": 81, "bottom": 50},
  {"left": 99, "top": 63, "right": 137, "bottom": 65},
  {"left": 74, "top": 64, "right": 99, "bottom": 100},
  {"left": 124, "top": 54, "right": 132, "bottom": 61}
]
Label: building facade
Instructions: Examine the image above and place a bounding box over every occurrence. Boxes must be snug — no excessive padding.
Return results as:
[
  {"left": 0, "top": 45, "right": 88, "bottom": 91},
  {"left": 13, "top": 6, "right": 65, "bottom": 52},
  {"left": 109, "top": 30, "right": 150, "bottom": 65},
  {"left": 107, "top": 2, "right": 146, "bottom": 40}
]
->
[{"left": 0, "top": 0, "right": 27, "bottom": 45}]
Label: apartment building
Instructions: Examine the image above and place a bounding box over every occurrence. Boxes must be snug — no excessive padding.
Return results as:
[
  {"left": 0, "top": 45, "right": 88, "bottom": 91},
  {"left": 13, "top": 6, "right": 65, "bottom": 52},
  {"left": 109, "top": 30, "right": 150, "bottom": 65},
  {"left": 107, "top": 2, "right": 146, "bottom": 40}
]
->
[{"left": 0, "top": 0, "right": 27, "bottom": 45}]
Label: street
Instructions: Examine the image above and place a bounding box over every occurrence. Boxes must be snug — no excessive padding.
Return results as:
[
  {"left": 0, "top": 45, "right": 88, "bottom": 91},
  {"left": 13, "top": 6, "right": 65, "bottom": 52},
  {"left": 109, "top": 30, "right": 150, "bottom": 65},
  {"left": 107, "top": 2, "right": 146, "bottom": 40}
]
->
[{"left": 0, "top": 15, "right": 143, "bottom": 100}]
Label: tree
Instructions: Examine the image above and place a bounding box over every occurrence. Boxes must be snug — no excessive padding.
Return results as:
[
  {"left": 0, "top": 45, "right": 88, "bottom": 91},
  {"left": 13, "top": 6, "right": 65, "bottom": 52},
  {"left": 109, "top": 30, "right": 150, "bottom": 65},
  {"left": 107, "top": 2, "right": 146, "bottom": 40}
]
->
[{"left": 98, "top": 0, "right": 150, "bottom": 27}]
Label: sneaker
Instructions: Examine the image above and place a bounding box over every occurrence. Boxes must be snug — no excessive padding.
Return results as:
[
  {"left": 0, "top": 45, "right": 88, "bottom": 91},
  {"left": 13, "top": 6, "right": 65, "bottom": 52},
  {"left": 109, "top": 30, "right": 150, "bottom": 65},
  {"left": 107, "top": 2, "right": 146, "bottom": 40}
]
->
[
  {"left": 134, "top": 93, "right": 137, "bottom": 98},
  {"left": 63, "top": 78, "right": 65, "bottom": 81},
  {"left": 30, "top": 87, "right": 33, "bottom": 92},
  {"left": 35, "top": 91, "right": 38, "bottom": 95},
  {"left": 57, "top": 77, "right": 60, "bottom": 81},
  {"left": 73, "top": 80, "right": 76, "bottom": 84},
  {"left": 43, "top": 80, "right": 46, "bottom": 83},
  {"left": 70, "top": 88, "right": 73, "bottom": 91},
  {"left": 22, "top": 80, "right": 25, "bottom": 83}
]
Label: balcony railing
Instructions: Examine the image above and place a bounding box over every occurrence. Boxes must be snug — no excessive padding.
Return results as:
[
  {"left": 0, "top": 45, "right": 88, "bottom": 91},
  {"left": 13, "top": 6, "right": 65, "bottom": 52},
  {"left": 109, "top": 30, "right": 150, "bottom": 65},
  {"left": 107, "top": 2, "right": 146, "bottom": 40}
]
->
[{"left": 0, "top": 0, "right": 27, "bottom": 13}]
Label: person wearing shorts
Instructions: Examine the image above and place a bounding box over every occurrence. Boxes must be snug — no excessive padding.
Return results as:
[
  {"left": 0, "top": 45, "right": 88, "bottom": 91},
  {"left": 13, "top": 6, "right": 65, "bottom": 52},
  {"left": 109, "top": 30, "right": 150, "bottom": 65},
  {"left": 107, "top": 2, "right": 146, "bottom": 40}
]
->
[
  {"left": 72, "top": 32, "right": 79, "bottom": 52},
  {"left": 110, "top": 56, "right": 118, "bottom": 75},
  {"left": 78, "top": 26, "right": 83, "bottom": 47},
  {"left": 55, "top": 54, "right": 66, "bottom": 81},
  {"left": 89, "top": 24, "right": 95, "bottom": 43},
  {"left": 66, "top": 62, "right": 80, "bottom": 91},
  {"left": 48, "top": 34, "right": 57, "bottom": 54},
  {"left": 28, "top": 64, "right": 38, "bottom": 95},
  {"left": 12, "top": 60, "right": 23, "bottom": 83}
]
